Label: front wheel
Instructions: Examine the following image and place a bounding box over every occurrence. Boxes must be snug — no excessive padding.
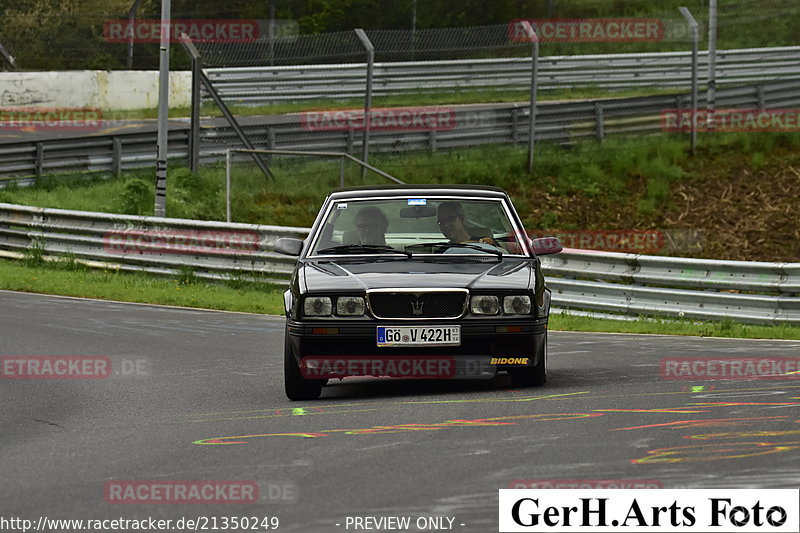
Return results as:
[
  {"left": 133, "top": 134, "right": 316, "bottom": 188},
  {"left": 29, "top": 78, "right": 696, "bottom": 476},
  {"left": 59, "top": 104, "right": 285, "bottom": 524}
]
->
[
  {"left": 510, "top": 334, "right": 547, "bottom": 387},
  {"left": 284, "top": 331, "right": 323, "bottom": 401}
]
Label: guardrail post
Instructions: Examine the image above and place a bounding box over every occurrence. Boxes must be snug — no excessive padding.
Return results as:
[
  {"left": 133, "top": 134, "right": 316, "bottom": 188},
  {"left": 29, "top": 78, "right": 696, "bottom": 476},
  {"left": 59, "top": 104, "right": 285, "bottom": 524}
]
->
[
  {"left": 266, "top": 127, "right": 275, "bottom": 163},
  {"left": 594, "top": 102, "right": 605, "bottom": 142},
  {"left": 346, "top": 129, "right": 355, "bottom": 154},
  {"left": 511, "top": 108, "right": 519, "bottom": 144},
  {"left": 679, "top": 6, "right": 699, "bottom": 156},
  {"left": 429, "top": 130, "right": 437, "bottom": 152},
  {"left": 112, "top": 137, "right": 123, "bottom": 177},
  {"left": 757, "top": 85, "right": 766, "bottom": 110},
  {"left": 35, "top": 143, "right": 44, "bottom": 181},
  {"left": 340, "top": 156, "right": 346, "bottom": 187},
  {"left": 354, "top": 29, "right": 375, "bottom": 178}
]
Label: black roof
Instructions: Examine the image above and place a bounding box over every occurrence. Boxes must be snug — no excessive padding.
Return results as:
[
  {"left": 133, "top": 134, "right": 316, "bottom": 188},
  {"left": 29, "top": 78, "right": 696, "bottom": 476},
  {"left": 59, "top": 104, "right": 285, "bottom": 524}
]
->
[{"left": 328, "top": 184, "right": 509, "bottom": 200}]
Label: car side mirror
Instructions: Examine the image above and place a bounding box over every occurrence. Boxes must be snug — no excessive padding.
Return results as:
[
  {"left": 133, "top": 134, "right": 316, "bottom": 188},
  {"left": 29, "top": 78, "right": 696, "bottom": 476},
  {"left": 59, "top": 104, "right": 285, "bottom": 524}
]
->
[
  {"left": 274, "top": 237, "right": 304, "bottom": 256},
  {"left": 531, "top": 237, "right": 562, "bottom": 255}
]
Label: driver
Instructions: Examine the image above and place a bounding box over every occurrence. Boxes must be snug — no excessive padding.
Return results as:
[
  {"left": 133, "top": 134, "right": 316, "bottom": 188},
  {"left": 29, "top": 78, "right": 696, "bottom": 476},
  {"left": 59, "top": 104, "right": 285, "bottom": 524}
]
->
[
  {"left": 436, "top": 202, "right": 497, "bottom": 245},
  {"left": 354, "top": 206, "right": 389, "bottom": 246}
]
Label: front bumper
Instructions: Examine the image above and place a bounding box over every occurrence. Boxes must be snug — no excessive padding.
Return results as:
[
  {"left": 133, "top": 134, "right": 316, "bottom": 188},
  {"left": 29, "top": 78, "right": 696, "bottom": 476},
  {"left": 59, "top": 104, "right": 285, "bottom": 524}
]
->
[{"left": 286, "top": 318, "right": 547, "bottom": 373}]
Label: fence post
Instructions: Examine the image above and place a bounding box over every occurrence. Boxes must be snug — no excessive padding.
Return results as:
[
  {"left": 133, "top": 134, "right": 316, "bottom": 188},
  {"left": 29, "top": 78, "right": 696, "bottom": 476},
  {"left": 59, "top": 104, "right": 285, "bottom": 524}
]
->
[
  {"left": 226, "top": 149, "right": 232, "bottom": 223},
  {"left": 707, "top": 0, "right": 718, "bottom": 130},
  {"left": 0, "top": 41, "right": 16, "bottom": 69},
  {"left": 154, "top": 0, "right": 171, "bottom": 218},
  {"left": 354, "top": 29, "right": 375, "bottom": 178},
  {"left": 679, "top": 6, "right": 699, "bottom": 156},
  {"left": 518, "top": 21, "right": 539, "bottom": 175},
  {"left": 179, "top": 32, "right": 274, "bottom": 180},
  {"left": 126, "top": 0, "right": 145, "bottom": 69}
]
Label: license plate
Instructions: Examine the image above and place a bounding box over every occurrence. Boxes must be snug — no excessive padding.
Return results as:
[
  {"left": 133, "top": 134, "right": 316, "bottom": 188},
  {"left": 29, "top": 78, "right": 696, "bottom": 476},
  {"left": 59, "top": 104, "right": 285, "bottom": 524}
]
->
[{"left": 377, "top": 326, "right": 461, "bottom": 347}]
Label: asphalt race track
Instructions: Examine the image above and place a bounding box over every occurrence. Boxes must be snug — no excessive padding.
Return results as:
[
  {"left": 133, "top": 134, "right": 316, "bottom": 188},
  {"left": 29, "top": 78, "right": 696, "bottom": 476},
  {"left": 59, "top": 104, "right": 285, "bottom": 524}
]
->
[{"left": 1, "top": 290, "right": 799, "bottom": 532}]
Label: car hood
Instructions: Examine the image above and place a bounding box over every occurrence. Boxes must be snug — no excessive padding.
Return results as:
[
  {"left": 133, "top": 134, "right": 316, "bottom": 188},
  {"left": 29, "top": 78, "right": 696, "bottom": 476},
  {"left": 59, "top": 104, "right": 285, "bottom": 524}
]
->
[{"left": 300, "top": 258, "right": 533, "bottom": 292}]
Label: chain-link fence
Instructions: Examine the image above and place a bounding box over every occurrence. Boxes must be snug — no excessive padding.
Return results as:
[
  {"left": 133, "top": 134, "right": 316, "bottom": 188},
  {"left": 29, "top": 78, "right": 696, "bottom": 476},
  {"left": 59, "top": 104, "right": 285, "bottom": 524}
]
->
[{"left": 1, "top": 1, "right": 799, "bottom": 259}]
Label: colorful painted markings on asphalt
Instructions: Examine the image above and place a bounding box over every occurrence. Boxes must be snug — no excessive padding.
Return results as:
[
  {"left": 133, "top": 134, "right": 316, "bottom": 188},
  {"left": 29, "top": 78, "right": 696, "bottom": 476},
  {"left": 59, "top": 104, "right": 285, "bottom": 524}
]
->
[{"left": 191, "top": 387, "right": 800, "bottom": 465}]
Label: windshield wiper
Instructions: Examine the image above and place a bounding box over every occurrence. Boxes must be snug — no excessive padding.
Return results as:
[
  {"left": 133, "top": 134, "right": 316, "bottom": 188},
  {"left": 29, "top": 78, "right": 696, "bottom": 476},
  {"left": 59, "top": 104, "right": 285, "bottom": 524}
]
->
[
  {"left": 406, "top": 242, "right": 503, "bottom": 257},
  {"left": 317, "top": 244, "right": 411, "bottom": 257}
]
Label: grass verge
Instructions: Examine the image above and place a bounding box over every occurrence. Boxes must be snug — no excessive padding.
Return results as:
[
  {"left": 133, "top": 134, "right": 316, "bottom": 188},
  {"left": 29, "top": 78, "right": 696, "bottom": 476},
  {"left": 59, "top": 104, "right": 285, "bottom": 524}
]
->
[
  {"left": 0, "top": 257, "right": 285, "bottom": 315},
  {"left": 1, "top": 258, "right": 797, "bottom": 340}
]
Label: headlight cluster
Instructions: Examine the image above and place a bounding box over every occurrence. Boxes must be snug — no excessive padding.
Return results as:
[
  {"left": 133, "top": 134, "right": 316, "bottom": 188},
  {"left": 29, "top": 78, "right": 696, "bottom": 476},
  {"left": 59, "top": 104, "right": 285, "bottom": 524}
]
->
[
  {"left": 304, "top": 296, "right": 365, "bottom": 317},
  {"left": 470, "top": 294, "right": 532, "bottom": 315}
]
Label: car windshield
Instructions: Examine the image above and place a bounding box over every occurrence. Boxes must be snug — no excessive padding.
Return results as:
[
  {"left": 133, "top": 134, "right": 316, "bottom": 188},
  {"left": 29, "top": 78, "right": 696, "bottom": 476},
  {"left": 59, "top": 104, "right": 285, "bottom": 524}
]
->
[{"left": 308, "top": 197, "right": 527, "bottom": 257}]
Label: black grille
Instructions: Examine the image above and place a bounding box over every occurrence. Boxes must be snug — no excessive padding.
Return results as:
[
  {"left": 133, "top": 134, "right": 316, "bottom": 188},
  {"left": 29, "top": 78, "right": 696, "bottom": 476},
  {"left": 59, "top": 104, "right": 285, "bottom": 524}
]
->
[{"left": 368, "top": 291, "right": 466, "bottom": 319}]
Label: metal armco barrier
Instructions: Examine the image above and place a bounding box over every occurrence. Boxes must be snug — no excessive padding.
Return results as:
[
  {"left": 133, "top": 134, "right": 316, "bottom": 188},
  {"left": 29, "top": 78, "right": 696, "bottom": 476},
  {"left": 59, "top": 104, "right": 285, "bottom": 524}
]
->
[
  {"left": 1, "top": 78, "right": 798, "bottom": 182},
  {"left": 205, "top": 46, "right": 800, "bottom": 105},
  {"left": 1, "top": 202, "right": 798, "bottom": 325}
]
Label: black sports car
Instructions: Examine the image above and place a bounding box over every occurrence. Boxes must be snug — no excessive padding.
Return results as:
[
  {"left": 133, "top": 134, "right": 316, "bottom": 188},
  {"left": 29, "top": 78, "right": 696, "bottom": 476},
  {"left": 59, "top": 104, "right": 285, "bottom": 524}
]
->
[{"left": 274, "top": 185, "right": 562, "bottom": 400}]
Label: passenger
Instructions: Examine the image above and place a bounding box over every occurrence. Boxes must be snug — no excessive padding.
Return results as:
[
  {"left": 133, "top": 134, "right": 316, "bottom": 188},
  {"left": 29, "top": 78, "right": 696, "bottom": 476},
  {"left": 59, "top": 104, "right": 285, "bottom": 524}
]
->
[{"left": 436, "top": 202, "right": 497, "bottom": 245}]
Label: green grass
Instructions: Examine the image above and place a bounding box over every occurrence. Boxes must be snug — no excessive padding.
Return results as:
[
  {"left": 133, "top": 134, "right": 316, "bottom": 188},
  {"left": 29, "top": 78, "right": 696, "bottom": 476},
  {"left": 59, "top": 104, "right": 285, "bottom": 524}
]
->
[
  {"left": 3, "top": 131, "right": 799, "bottom": 231},
  {"left": 1, "top": 257, "right": 797, "bottom": 340},
  {"left": 0, "top": 256, "right": 285, "bottom": 315}
]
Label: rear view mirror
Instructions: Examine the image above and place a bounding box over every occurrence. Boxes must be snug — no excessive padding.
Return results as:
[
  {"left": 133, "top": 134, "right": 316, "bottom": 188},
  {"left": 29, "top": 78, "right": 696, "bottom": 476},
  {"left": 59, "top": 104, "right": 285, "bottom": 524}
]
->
[
  {"left": 274, "top": 237, "right": 304, "bottom": 256},
  {"left": 531, "top": 237, "right": 562, "bottom": 255},
  {"left": 400, "top": 205, "right": 436, "bottom": 218}
]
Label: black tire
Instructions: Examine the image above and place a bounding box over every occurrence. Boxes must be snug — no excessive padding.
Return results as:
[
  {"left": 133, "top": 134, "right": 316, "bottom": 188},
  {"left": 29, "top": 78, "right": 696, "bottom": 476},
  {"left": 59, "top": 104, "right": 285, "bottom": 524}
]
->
[
  {"left": 510, "top": 334, "right": 547, "bottom": 387},
  {"left": 284, "top": 331, "right": 324, "bottom": 401}
]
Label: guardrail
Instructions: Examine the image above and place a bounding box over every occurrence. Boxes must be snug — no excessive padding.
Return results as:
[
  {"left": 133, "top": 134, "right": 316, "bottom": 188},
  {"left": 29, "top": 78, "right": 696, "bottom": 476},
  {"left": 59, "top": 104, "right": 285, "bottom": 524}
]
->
[
  {"left": 205, "top": 46, "right": 800, "bottom": 104},
  {"left": 2, "top": 77, "right": 798, "bottom": 183},
  {"left": 1, "top": 202, "right": 797, "bottom": 325}
]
